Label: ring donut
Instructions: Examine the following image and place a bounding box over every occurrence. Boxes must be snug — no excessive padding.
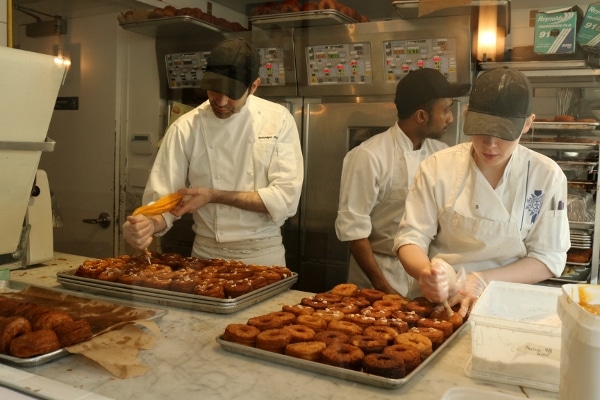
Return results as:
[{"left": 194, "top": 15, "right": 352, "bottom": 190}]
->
[
  {"left": 0, "top": 316, "right": 32, "bottom": 354},
  {"left": 223, "top": 323, "right": 260, "bottom": 346},
  {"left": 285, "top": 340, "right": 326, "bottom": 361},
  {"left": 318, "top": 0, "right": 339, "bottom": 10},
  {"left": 362, "top": 353, "right": 406, "bottom": 378},
  {"left": 394, "top": 332, "right": 433, "bottom": 360},
  {"left": 321, "top": 343, "right": 364, "bottom": 370}
]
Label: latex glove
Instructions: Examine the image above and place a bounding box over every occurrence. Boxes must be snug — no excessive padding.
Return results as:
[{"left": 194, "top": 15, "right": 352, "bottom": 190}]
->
[
  {"left": 447, "top": 272, "right": 487, "bottom": 318},
  {"left": 123, "top": 214, "right": 155, "bottom": 250},
  {"left": 418, "top": 258, "right": 457, "bottom": 303}
]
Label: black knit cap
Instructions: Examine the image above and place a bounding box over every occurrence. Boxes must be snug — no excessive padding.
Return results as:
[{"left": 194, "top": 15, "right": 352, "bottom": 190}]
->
[
  {"left": 464, "top": 67, "right": 533, "bottom": 141},
  {"left": 199, "top": 38, "right": 260, "bottom": 100},
  {"left": 395, "top": 68, "right": 471, "bottom": 115}
]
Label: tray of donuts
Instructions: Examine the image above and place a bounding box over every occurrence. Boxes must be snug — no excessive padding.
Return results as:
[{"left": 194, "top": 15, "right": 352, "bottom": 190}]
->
[
  {"left": 249, "top": 1, "right": 369, "bottom": 29},
  {"left": 0, "top": 283, "right": 167, "bottom": 367},
  {"left": 56, "top": 253, "right": 298, "bottom": 314},
  {"left": 217, "top": 284, "right": 467, "bottom": 389}
]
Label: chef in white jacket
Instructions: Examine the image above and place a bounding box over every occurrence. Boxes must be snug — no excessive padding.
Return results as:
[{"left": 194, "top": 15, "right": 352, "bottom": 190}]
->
[
  {"left": 394, "top": 67, "right": 570, "bottom": 317},
  {"left": 123, "top": 38, "right": 303, "bottom": 266},
  {"left": 335, "top": 69, "right": 470, "bottom": 295}
]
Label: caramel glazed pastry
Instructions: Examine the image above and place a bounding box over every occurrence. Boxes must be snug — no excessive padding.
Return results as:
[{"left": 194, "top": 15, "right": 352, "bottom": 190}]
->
[
  {"left": 223, "top": 283, "right": 464, "bottom": 378},
  {"left": 75, "top": 252, "right": 293, "bottom": 299},
  {"left": 0, "top": 297, "right": 92, "bottom": 358}
]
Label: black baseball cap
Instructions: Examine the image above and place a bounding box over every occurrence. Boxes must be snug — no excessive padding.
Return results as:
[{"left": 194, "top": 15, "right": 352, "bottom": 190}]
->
[
  {"left": 395, "top": 68, "right": 471, "bottom": 115},
  {"left": 464, "top": 67, "right": 533, "bottom": 141},
  {"left": 199, "top": 38, "right": 260, "bottom": 100}
]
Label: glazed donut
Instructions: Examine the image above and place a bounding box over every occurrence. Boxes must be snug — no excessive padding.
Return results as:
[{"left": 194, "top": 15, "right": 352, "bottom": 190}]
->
[
  {"left": 362, "top": 353, "right": 406, "bottom": 379},
  {"left": 382, "top": 294, "right": 410, "bottom": 306},
  {"left": 314, "top": 292, "right": 343, "bottom": 304},
  {"left": 328, "top": 319, "right": 363, "bottom": 336},
  {"left": 267, "top": 311, "right": 296, "bottom": 326},
  {"left": 296, "top": 314, "right": 328, "bottom": 332},
  {"left": 283, "top": 324, "right": 316, "bottom": 343},
  {"left": 342, "top": 313, "right": 376, "bottom": 330},
  {"left": 349, "top": 334, "right": 387, "bottom": 354},
  {"left": 429, "top": 309, "right": 464, "bottom": 331},
  {"left": 372, "top": 299, "right": 403, "bottom": 313},
  {"left": 313, "top": 329, "right": 350, "bottom": 345},
  {"left": 363, "top": 325, "right": 399, "bottom": 344},
  {"left": 300, "top": 296, "right": 332, "bottom": 310},
  {"left": 341, "top": 296, "right": 371, "bottom": 308},
  {"left": 259, "top": 270, "right": 282, "bottom": 284},
  {"left": 318, "top": 0, "right": 339, "bottom": 11},
  {"left": 247, "top": 313, "right": 285, "bottom": 331},
  {"left": 0, "top": 316, "right": 32, "bottom": 353},
  {"left": 248, "top": 276, "right": 269, "bottom": 290},
  {"left": 373, "top": 317, "right": 409, "bottom": 334},
  {"left": 417, "top": 318, "right": 453, "bottom": 339},
  {"left": 180, "top": 257, "right": 205, "bottom": 270},
  {"left": 0, "top": 298, "right": 21, "bottom": 317},
  {"left": 223, "top": 323, "right": 260, "bottom": 347},
  {"left": 312, "top": 309, "right": 345, "bottom": 323},
  {"left": 394, "top": 332, "right": 433, "bottom": 360},
  {"left": 53, "top": 319, "right": 92, "bottom": 347},
  {"left": 301, "top": 1, "right": 320, "bottom": 11},
  {"left": 194, "top": 281, "right": 225, "bottom": 298},
  {"left": 170, "top": 271, "right": 200, "bottom": 293},
  {"left": 403, "top": 298, "right": 434, "bottom": 317},
  {"left": 142, "top": 272, "right": 174, "bottom": 290},
  {"left": 409, "top": 327, "right": 444, "bottom": 349},
  {"left": 330, "top": 283, "right": 359, "bottom": 298},
  {"left": 279, "top": 0, "right": 301, "bottom": 13},
  {"left": 285, "top": 340, "right": 326, "bottom": 361},
  {"left": 392, "top": 310, "right": 421, "bottom": 327},
  {"left": 223, "top": 280, "right": 253, "bottom": 298},
  {"left": 282, "top": 304, "right": 315, "bottom": 316},
  {"left": 14, "top": 303, "right": 50, "bottom": 322},
  {"left": 358, "top": 288, "right": 386, "bottom": 303},
  {"left": 321, "top": 343, "right": 364, "bottom": 370},
  {"left": 31, "top": 311, "right": 73, "bottom": 331},
  {"left": 383, "top": 344, "right": 421, "bottom": 373},
  {"left": 10, "top": 329, "right": 61, "bottom": 358},
  {"left": 256, "top": 328, "right": 292, "bottom": 353},
  {"left": 360, "top": 306, "right": 391, "bottom": 320},
  {"left": 554, "top": 115, "right": 575, "bottom": 122},
  {"left": 326, "top": 302, "right": 359, "bottom": 315}
]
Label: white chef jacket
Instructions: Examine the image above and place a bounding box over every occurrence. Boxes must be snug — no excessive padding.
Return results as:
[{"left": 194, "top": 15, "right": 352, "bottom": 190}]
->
[
  {"left": 143, "top": 95, "right": 303, "bottom": 264},
  {"left": 394, "top": 142, "right": 570, "bottom": 297},
  {"left": 335, "top": 123, "right": 448, "bottom": 294}
]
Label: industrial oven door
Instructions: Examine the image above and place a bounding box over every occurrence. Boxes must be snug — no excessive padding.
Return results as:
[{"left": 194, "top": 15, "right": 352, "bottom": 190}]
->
[{"left": 297, "top": 98, "right": 397, "bottom": 292}]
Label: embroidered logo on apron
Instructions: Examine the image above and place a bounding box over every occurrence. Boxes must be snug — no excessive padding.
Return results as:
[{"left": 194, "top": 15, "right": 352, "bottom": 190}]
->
[{"left": 525, "top": 189, "right": 543, "bottom": 223}]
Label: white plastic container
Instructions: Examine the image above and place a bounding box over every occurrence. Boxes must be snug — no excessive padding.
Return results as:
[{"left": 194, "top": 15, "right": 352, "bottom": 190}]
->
[
  {"left": 441, "top": 386, "right": 523, "bottom": 400},
  {"left": 466, "top": 281, "right": 562, "bottom": 392},
  {"left": 557, "top": 284, "right": 600, "bottom": 400}
]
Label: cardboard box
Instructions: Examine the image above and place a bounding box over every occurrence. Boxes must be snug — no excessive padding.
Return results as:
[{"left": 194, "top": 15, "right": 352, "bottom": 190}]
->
[
  {"left": 577, "top": 3, "right": 600, "bottom": 52},
  {"left": 534, "top": 6, "right": 583, "bottom": 54},
  {"left": 466, "top": 281, "right": 562, "bottom": 392}
]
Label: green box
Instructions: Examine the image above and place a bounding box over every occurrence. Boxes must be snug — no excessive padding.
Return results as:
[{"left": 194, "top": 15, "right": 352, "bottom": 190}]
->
[
  {"left": 534, "top": 6, "right": 582, "bottom": 54},
  {"left": 577, "top": 4, "right": 600, "bottom": 51}
]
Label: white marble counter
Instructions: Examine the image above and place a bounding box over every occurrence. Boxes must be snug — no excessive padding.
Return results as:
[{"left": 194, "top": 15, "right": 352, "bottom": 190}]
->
[{"left": 5, "top": 253, "right": 559, "bottom": 400}]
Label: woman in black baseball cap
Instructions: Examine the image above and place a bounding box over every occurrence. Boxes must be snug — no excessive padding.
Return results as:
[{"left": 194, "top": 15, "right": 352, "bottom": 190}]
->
[{"left": 394, "top": 67, "right": 570, "bottom": 317}]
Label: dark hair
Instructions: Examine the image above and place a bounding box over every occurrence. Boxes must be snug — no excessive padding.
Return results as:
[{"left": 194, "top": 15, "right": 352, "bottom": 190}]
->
[{"left": 397, "top": 98, "right": 436, "bottom": 120}]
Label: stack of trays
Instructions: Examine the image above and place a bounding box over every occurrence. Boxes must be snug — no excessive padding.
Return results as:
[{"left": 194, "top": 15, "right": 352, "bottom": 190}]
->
[{"left": 57, "top": 270, "right": 297, "bottom": 314}]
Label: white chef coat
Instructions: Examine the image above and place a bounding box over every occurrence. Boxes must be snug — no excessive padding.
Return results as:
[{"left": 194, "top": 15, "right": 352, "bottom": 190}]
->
[
  {"left": 143, "top": 95, "right": 303, "bottom": 265},
  {"left": 335, "top": 123, "right": 448, "bottom": 294},
  {"left": 394, "top": 142, "right": 570, "bottom": 297}
]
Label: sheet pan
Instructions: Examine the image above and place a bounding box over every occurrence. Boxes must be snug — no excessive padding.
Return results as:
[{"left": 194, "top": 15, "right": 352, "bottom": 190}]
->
[
  {"left": 0, "top": 282, "right": 168, "bottom": 368},
  {"left": 216, "top": 323, "right": 468, "bottom": 389},
  {"left": 56, "top": 270, "right": 298, "bottom": 314}
]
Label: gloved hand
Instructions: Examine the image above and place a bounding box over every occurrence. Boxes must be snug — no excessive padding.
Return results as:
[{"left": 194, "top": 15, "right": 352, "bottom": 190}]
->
[
  {"left": 447, "top": 272, "right": 487, "bottom": 318},
  {"left": 418, "top": 258, "right": 457, "bottom": 303}
]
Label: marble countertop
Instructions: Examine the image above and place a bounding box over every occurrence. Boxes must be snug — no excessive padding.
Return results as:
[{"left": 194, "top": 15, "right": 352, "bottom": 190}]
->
[{"left": 3, "top": 253, "right": 559, "bottom": 400}]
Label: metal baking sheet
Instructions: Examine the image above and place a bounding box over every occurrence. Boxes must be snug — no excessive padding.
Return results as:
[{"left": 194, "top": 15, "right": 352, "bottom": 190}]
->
[
  {"left": 0, "top": 283, "right": 168, "bottom": 368},
  {"left": 56, "top": 270, "right": 297, "bottom": 314},
  {"left": 249, "top": 10, "right": 357, "bottom": 29},
  {"left": 570, "top": 221, "right": 595, "bottom": 230},
  {"left": 532, "top": 121, "right": 600, "bottom": 131},
  {"left": 216, "top": 323, "right": 468, "bottom": 389},
  {"left": 119, "top": 16, "right": 228, "bottom": 38}
]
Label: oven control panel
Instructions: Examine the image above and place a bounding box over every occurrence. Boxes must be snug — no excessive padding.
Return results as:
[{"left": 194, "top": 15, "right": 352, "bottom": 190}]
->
[
  {"left": 165, "top": 52, "right": 208, "bottom": 89},
  {"left": 305, "top": 42, "right": 373, "bottom": 85},
  {"left": 258, "top": 47, "right": 286, "bottom": 86},
  {"left": 383, "top": 37, "right": 459, "bottom": 83}
]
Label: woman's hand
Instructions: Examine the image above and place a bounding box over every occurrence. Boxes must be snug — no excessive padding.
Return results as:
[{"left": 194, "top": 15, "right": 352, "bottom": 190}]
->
[
  {"left": 447, "top": 272, "right": 487, "bottom": 317},
  {"left": 418, "top": 258, "right": 456, "bottom": 303}
]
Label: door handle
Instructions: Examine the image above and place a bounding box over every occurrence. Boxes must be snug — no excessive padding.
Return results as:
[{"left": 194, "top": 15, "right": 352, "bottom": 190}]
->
[{"left": 82, "top": 212, "right": 111, "bottom": 229}]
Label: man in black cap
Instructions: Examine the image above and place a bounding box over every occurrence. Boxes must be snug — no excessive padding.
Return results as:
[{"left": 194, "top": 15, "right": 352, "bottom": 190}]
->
[
  {"left": 335, "top": 68, "right": 470, "bottom": 296},
  {"left": 395, "top": 67, "right": 570, "bottom": 316},
  {"left": 124, "top": 38, "right": 303, "bottom": 266}
]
